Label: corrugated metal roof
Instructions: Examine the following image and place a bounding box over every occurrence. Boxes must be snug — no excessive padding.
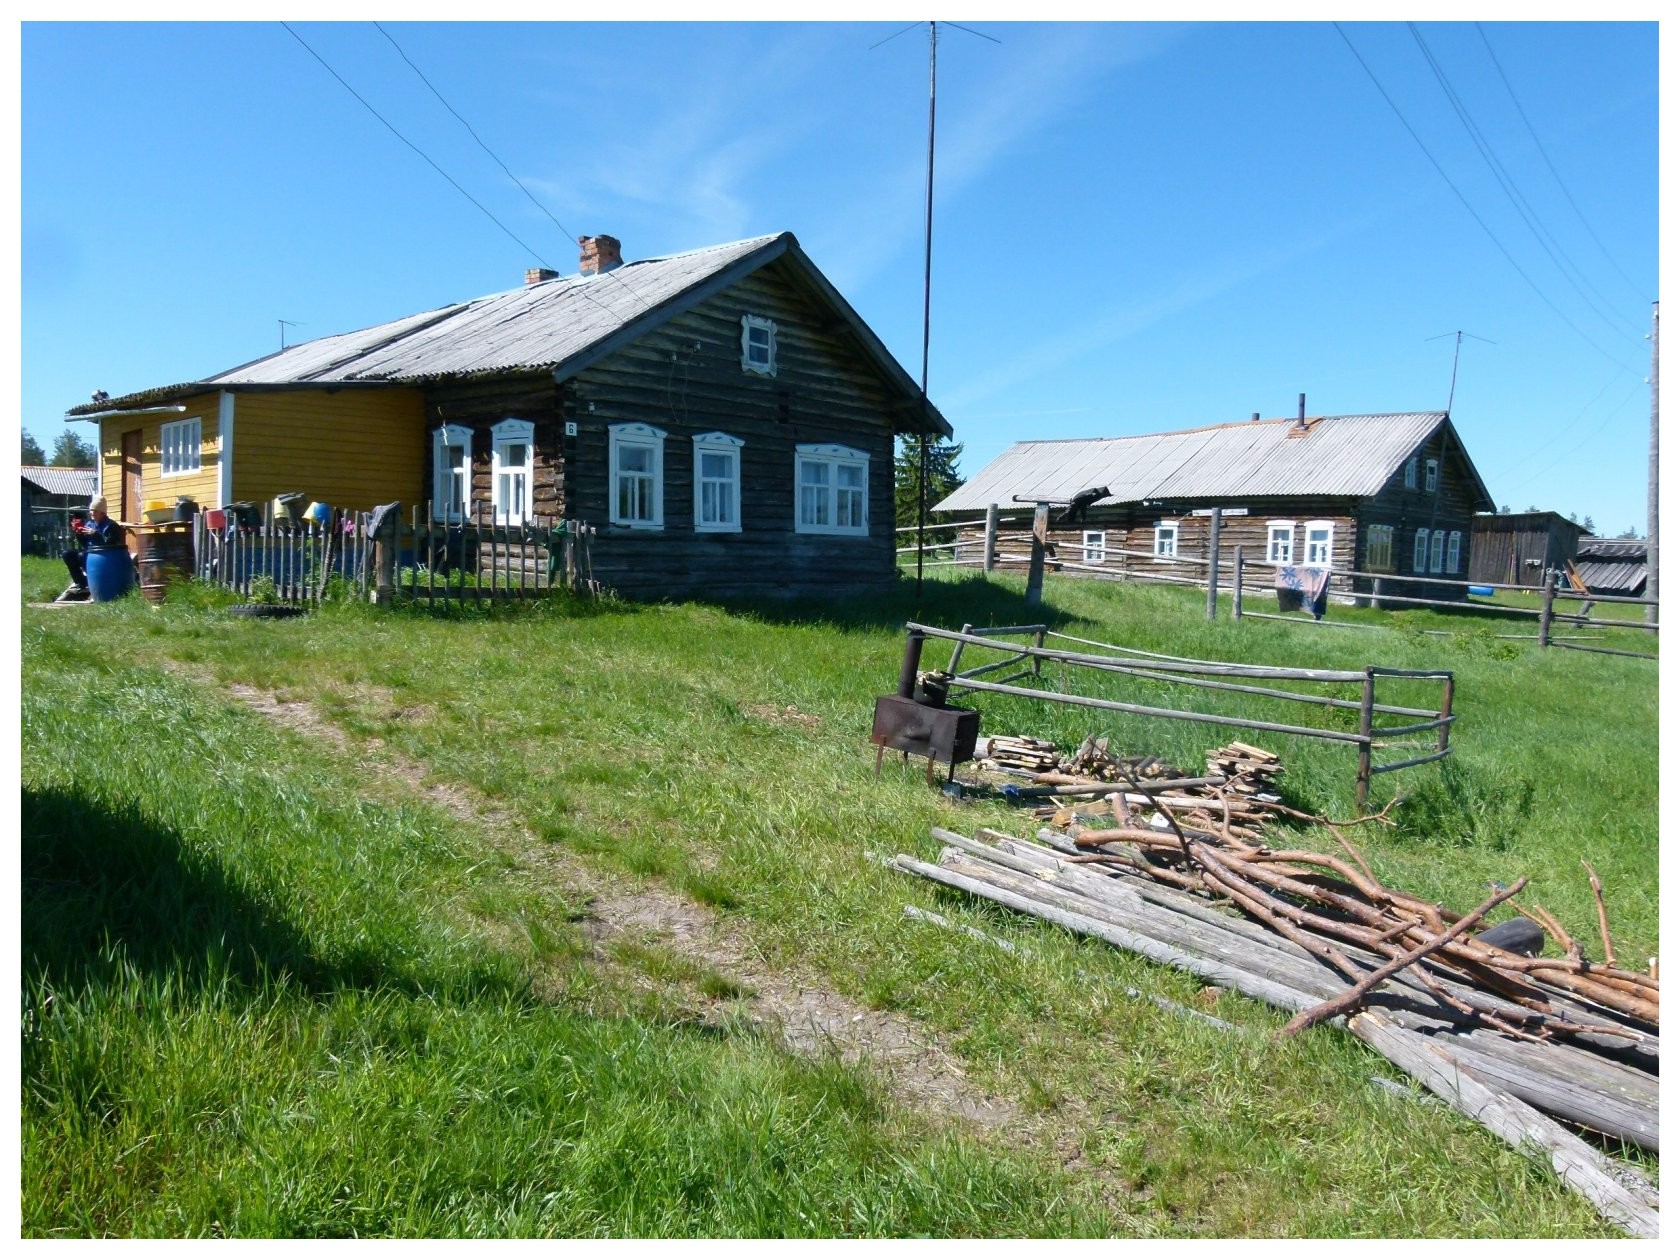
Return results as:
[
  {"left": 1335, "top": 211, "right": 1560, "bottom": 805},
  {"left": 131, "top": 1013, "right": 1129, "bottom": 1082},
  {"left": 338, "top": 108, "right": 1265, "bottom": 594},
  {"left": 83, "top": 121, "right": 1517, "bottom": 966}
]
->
[
  {"left": 64, "top": 234, "right": 951, "bottom": 437},
  {"left": 936, "top": 413, "right": 1461, "bottom": 511},
  {"left": 21, "top": 465, "right": 97, "bottom": 497},
  {"left": 1573, "top": 560, "right": 1646, "bottom": 594},
  {"left": 1576, "top": 537, "right": 1646, "bottom": 560}
]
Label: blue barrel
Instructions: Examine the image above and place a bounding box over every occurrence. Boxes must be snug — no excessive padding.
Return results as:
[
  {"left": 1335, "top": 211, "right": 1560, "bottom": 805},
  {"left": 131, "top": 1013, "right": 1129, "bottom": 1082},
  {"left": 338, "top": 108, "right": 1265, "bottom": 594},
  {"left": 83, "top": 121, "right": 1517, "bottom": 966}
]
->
[
  {"left": 85, "top": 548, "right": 134, "bottom": 602},
  {"left": 1467, "top": 584, "right": 1495, "bottom": 597}
]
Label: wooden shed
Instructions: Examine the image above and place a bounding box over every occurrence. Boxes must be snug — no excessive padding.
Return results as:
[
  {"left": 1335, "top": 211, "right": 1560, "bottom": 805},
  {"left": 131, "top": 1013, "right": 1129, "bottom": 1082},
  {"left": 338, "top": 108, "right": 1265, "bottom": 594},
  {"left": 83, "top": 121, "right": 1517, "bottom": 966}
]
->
[
  {"left": 1467, "top": 511, "right": 1587, "bottom": 586},
  {"left": 65, "top": 233, "right": 950, "bottom": 600}
]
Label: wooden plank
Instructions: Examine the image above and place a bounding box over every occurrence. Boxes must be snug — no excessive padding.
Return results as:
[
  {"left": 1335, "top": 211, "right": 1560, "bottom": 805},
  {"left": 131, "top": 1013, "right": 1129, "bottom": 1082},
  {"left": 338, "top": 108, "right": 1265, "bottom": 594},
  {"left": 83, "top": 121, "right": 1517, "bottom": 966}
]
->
[{"left": 1348, "top": 1011, "right": 1658, "bottom": 1237}]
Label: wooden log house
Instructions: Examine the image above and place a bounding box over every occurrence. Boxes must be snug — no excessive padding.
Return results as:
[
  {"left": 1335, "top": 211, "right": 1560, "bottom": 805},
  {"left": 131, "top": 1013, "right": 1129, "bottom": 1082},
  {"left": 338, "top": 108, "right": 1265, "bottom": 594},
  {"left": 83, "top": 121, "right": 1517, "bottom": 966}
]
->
[
  {"left": 65, "top": 232, "right": 951, "bottom": 600},
  {"left": 936, "top": 405, "right": 1496, "bottom": 605}
]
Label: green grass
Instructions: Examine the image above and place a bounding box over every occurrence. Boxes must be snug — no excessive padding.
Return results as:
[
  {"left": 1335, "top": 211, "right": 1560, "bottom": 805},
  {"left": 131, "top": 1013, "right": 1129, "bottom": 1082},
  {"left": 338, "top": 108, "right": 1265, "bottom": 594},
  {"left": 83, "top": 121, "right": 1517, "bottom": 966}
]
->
[{"left": 20, "top": 556, "right": 1656, "bottom": 1236}]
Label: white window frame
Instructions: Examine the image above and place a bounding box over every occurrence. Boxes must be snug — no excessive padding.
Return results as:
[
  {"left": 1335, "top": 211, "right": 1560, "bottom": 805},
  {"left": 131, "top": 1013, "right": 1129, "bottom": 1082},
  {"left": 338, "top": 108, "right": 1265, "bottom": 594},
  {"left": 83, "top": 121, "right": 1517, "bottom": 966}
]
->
[
  {"left": 794, "top": 443, "right": 869, "bottom": 536},
  {"left": 490, "top": 418, "right": 535, "bottom": 525},
  {"left": 608, "top": 423, "right": 666, "bottom": 529},
  {"left": 432, "top": 423, "right": 473, "bottom": 522},
  {"left": 1366, "top": 524, "right": 1394, "bottom": 572},
  {"left": 692, "top": 431, "right": 744, "bottom": 533},
  {"left": 1304, "top": 520, "right": 1334, "bottom": 567},
  {"left": 1445, "top": 530, "right": 1462, "bottom": 574},
  {"left": 1429, "top": 529, "right": 1446, "bottom": 574},
  {"left": 1403, "top": 457, "right": 1418, "bottom": 491},
  {"left": 1082, "top": 529, "right": 1106, "bottom": 564},
  {"left": 160, "top": 417, "right": 203, "bottom": 477},
  {"left": 1413, "top": 528, "right": 1430, "bottom": 573},
  {"left": 1153, "top": 520, "right": 1179, "bottom": 560},
  {"left": 1266, "top": 520, "right": 1295, "bottom": 565},
  {"left": 1425, "top": 458, "right": 1439, "bottom": 493},
  {"left": 741, "top": 314, "right": 777, "bottom": 377}
]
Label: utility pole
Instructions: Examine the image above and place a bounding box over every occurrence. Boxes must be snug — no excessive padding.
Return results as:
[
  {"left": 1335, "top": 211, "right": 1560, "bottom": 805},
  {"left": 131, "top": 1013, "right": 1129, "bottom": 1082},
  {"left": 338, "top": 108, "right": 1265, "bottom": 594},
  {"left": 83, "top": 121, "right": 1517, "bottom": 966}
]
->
[{"left": 1648, "top": 301, "right": 1659, "bottom": 625}]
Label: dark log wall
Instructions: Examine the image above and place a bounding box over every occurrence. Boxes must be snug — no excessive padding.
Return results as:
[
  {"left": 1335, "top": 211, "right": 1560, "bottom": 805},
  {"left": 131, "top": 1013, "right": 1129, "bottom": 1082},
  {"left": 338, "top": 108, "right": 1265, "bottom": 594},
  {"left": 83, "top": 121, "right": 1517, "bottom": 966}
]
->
[
  {"left": 422, "top": 374, "right": 565, "bottom": 520},
  {"left": 965, "top": 500, "right": 1361, "bottom": 584},
  {"left": 1354, "top": 427, "right": 1482, "bottom": 601},
  {"left": 561, "top": 258, "right": 905, "bottom": 599}
]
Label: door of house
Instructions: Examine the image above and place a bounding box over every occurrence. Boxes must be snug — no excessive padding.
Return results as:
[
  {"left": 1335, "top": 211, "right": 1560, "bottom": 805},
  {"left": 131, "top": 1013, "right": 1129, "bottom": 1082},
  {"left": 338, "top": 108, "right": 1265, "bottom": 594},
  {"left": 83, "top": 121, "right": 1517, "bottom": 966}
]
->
[{"left": 121, "top": 430, "right": 143, "bottom": 523}]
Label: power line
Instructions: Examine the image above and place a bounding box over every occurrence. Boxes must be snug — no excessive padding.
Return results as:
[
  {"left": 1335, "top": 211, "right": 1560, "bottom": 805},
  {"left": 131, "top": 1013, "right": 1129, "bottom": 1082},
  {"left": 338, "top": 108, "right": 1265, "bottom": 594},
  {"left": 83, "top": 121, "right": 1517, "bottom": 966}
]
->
[
  {"left": 282, "top": 22, "right": 552, "bottom": 268},
  {"left": 1498, "top": 374, "right": 1646, "bottom": 496},
  {"left": 1475, "top": 22, "right": 1650, "bottom": 306},
  {"left": 1331, "top": 23, "right": 1635, "bottom": 377},
  {"left": 372, "top": 22, "right": 651, "bottom": 313},
  {"left": 1494, "top": 347, "right": 1645, "bottom": 482},
  {"left": 1406, "top": 23, "right": 1642, "bottom": 344}
]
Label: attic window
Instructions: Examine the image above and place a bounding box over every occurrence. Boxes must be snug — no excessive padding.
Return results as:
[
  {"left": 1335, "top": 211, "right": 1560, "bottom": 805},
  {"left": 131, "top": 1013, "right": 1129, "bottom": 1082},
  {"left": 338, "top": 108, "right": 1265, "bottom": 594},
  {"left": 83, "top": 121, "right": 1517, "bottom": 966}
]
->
[
  {"left": 741, "top": 314, "right": 777, "bottom": 376},
  {"left": 1425, "top": 458, "right": 1439, "bottom": 494},
  {"left": 1404, "top": 457, "right": 1418, "bottom": 490}
]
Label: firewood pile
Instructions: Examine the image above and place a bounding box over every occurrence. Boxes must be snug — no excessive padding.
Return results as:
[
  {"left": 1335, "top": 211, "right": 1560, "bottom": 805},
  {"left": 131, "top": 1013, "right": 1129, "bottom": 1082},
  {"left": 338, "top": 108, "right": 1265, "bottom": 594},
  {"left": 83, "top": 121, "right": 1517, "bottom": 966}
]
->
[{"left": 889, "top": 739, "right": 1660, "bottom": 1236}]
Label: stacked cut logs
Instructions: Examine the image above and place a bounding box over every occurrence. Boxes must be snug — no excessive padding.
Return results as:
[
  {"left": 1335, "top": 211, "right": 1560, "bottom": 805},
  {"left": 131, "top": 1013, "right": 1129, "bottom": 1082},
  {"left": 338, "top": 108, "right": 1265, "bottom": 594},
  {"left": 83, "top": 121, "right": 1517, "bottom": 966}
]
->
[
  {"left": 977, "top": 735, "right": 1060, "bottom": 775},
  {"left": 1206, "top": 741, "right": 1283, "bottom": 796}
]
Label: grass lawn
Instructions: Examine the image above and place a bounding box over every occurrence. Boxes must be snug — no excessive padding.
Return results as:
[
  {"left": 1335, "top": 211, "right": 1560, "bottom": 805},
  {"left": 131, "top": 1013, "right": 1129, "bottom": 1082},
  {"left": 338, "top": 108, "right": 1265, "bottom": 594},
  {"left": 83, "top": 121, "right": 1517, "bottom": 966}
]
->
[{"left": 19, "top": 557, "right": 1658, "bottom": 1236}]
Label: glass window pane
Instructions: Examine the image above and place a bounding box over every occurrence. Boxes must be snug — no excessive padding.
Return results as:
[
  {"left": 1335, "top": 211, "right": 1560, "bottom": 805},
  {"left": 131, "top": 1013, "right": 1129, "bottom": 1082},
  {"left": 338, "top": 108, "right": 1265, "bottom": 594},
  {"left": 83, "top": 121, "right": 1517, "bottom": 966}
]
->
[
  {"left": 620, "top": 445, "right": 650, "bottom": 473},
  {"left": 702, "top": 452, "right": 731, "bottom": 479},
  {"left": 801, "top": 461, "right": 829, "bottom": 487},
  {"left": 838, "top": 463, "right": 864, "bottom": 488}
]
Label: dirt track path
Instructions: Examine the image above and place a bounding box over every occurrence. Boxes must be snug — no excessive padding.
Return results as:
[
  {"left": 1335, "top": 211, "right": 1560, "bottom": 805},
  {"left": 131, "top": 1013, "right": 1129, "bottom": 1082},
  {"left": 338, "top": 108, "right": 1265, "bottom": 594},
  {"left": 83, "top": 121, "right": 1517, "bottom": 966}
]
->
[{"left": 192, "top": 670, "right": 1028, "bottom": 1138}]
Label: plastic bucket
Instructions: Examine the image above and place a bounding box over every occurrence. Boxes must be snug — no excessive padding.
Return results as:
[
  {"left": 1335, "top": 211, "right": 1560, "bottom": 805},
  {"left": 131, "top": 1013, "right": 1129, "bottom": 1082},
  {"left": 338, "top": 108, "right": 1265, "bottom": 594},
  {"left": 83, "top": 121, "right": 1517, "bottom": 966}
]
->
[{"left": 85, "top": 548, "right": 134, "bottom": 602}]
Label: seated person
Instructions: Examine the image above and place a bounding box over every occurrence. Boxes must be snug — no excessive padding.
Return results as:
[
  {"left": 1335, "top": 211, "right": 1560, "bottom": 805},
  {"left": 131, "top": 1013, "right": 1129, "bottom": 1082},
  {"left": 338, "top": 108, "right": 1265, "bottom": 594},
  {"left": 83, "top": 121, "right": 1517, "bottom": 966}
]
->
[{"left": 63, "top": 495, "right": 124, "bottom": 594}]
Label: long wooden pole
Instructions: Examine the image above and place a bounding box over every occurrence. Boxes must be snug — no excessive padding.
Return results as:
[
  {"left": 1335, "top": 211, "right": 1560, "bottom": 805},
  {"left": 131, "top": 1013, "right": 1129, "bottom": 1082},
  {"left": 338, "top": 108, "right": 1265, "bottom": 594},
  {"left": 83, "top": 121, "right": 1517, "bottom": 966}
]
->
[
  {"left": 1205, "top": 507, "right": 1222, "bottom": 620},
  {"left": 1647, "top": 300, "right": 1658, "bottom": 625}
]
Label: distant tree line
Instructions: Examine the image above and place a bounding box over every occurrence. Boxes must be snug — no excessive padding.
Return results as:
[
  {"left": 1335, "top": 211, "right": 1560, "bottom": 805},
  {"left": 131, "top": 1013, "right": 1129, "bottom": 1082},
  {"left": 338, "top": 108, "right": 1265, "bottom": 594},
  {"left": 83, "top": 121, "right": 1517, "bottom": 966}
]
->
[{"left": 22, "top": 428, "right": 96, "bottom": 468}]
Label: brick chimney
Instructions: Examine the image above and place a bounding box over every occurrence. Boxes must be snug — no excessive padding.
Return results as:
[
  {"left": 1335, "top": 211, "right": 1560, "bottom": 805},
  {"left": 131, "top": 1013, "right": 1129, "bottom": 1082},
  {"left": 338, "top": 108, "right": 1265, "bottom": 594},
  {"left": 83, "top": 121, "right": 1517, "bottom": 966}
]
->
[
  {"left": 525, "top": 267, "right": 559, "bottom": 286},
  {"left": 578, "top": 235, "right": 623, "bottom": 276}
]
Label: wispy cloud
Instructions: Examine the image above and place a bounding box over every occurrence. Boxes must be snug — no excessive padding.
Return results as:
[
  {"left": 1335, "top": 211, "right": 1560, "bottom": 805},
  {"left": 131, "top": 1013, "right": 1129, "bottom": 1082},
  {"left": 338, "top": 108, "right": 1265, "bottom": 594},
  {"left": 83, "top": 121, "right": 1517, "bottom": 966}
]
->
[
  {"left": 937, "top": 212, "right": 1379, "bottom": 415},
  {"left": 813, "top": 23, "right": 1190, "bottom": 292}
]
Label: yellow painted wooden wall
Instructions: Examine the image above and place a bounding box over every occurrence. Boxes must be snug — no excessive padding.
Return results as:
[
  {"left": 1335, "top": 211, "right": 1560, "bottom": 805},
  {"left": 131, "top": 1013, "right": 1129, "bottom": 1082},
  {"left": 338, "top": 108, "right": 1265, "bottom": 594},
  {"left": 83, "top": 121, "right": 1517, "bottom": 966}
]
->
[
  {"left": 99, "top": 387, "right": 427, "bottom": 518},
  {"left": 99, "top": 392, "right": 223, "bottom": 521},
  {"left": 232, "top": 388, "right": 426, "bottom": 512}
]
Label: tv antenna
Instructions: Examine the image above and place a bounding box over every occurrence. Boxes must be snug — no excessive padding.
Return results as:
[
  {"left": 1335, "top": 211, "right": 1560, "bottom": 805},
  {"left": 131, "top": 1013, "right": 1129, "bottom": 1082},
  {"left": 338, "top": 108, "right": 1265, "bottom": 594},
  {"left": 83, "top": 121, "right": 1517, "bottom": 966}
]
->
[
  {"left": 1426, "top": 329, "right": 1496, "bottom": 413},
  {"left": 873, "top": 20, "right": 999, "bottom": 598},
  {"left": 279, "top": 319, "right": 304, "bottom": 351}
]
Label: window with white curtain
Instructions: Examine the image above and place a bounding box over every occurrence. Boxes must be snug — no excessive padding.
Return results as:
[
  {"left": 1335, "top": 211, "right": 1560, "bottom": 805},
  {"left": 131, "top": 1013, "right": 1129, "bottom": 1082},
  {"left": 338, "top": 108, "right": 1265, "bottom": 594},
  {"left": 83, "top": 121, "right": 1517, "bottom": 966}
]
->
[
  {"left": 795, "top": 444, "right": 868, "bottom": 535},
  {"left": 161, "top": 418, "right": 202, "bottom": 476},
  {"left": 1445, "top": 530, "right": 1462, "bottom": 574},
  {"left": 491, "top": 418, "right": 534, "bottom": 524},
  {"left": 693, "top": 431, "right": 743, "bottom": 532},
  {"left": 1266, "top": 521, "right": 1295, "bottom": 565},
  {"left": 609, "top": 423, "right": 666, "bottom": 528},
  {"left": 1430, "top": 529, "right": 1446, "bottom": 573},
  {"left": 1304, "top": 520, "right": 1334, "bottom": 566},
  {"left": 1413, "top": 528, "right": 1430, "bottom": 573},
  {"left": 432, "top": 424, "right": 473, "bottom": 521},
  {"left": 1153, "top": 520, "right": 1178, "bottom": 559}
]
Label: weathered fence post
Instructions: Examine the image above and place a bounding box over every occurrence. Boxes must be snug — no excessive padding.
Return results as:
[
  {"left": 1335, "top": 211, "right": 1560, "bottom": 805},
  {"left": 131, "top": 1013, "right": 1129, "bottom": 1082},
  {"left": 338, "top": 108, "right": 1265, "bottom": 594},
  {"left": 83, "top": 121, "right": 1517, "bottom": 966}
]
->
[
  {"left": 1437, "top": 672, "right": 1455, "bottom": 755},
  {"left": 1025, "top": 503, "right": 1049, "bottom": 609},
  {"left": 1232, "top": 547, "right": 1245, "bottom": 620},
  {"left": 1205, "top": 507, "right": 1223, "bottom": 621},
  {"left": 983, "top": 503, "right": 998, "bottom": 573},
  {"left": 372, "top": 509, "right": 398, "bottom": 606},
  {"left": 1356, "top": 665, "right": 1376, "bottom": 810},
  {"left": 564, "top": 522, "right": 578, "bottom": 592},
  {"left": 1539, "top": 570, "right": 1555, "bottom": 648}
]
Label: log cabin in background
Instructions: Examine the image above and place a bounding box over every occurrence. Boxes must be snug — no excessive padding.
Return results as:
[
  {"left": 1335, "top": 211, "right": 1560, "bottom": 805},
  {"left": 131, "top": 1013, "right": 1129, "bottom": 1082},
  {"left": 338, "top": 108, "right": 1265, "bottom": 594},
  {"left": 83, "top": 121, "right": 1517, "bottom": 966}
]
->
[
  {"left": 936, "top": 404, "right": 1496, "bottom": 605},
  {"left": 65, "top": 232, "right": 951, "bottom": 600}
]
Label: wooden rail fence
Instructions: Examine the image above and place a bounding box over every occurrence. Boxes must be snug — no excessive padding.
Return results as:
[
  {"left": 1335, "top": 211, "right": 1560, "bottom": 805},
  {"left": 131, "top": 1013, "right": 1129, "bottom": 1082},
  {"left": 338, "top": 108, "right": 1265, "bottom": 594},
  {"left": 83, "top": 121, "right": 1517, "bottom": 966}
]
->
[{"left": 907, "top": 621, "right": 1454, "bottom": 807}]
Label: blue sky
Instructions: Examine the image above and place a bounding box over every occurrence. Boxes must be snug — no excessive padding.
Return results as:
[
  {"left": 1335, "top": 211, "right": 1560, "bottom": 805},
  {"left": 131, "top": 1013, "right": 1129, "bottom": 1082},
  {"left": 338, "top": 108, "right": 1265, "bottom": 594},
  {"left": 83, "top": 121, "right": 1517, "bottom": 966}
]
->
[{"left": 19, "top": 16, "right": 1660, "bottom": 534}]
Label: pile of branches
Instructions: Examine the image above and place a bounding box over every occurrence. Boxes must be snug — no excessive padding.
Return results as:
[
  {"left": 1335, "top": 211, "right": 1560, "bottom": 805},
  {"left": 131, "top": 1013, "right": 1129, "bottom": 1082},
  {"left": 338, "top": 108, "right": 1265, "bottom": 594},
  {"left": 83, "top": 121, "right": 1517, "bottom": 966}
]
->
[
  {"left": 1066, "top": 791, "right": 1657, "bottom": 1039},
  {"left": 889, "top": 815, "right": 1659, "bottom": 1236}
]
